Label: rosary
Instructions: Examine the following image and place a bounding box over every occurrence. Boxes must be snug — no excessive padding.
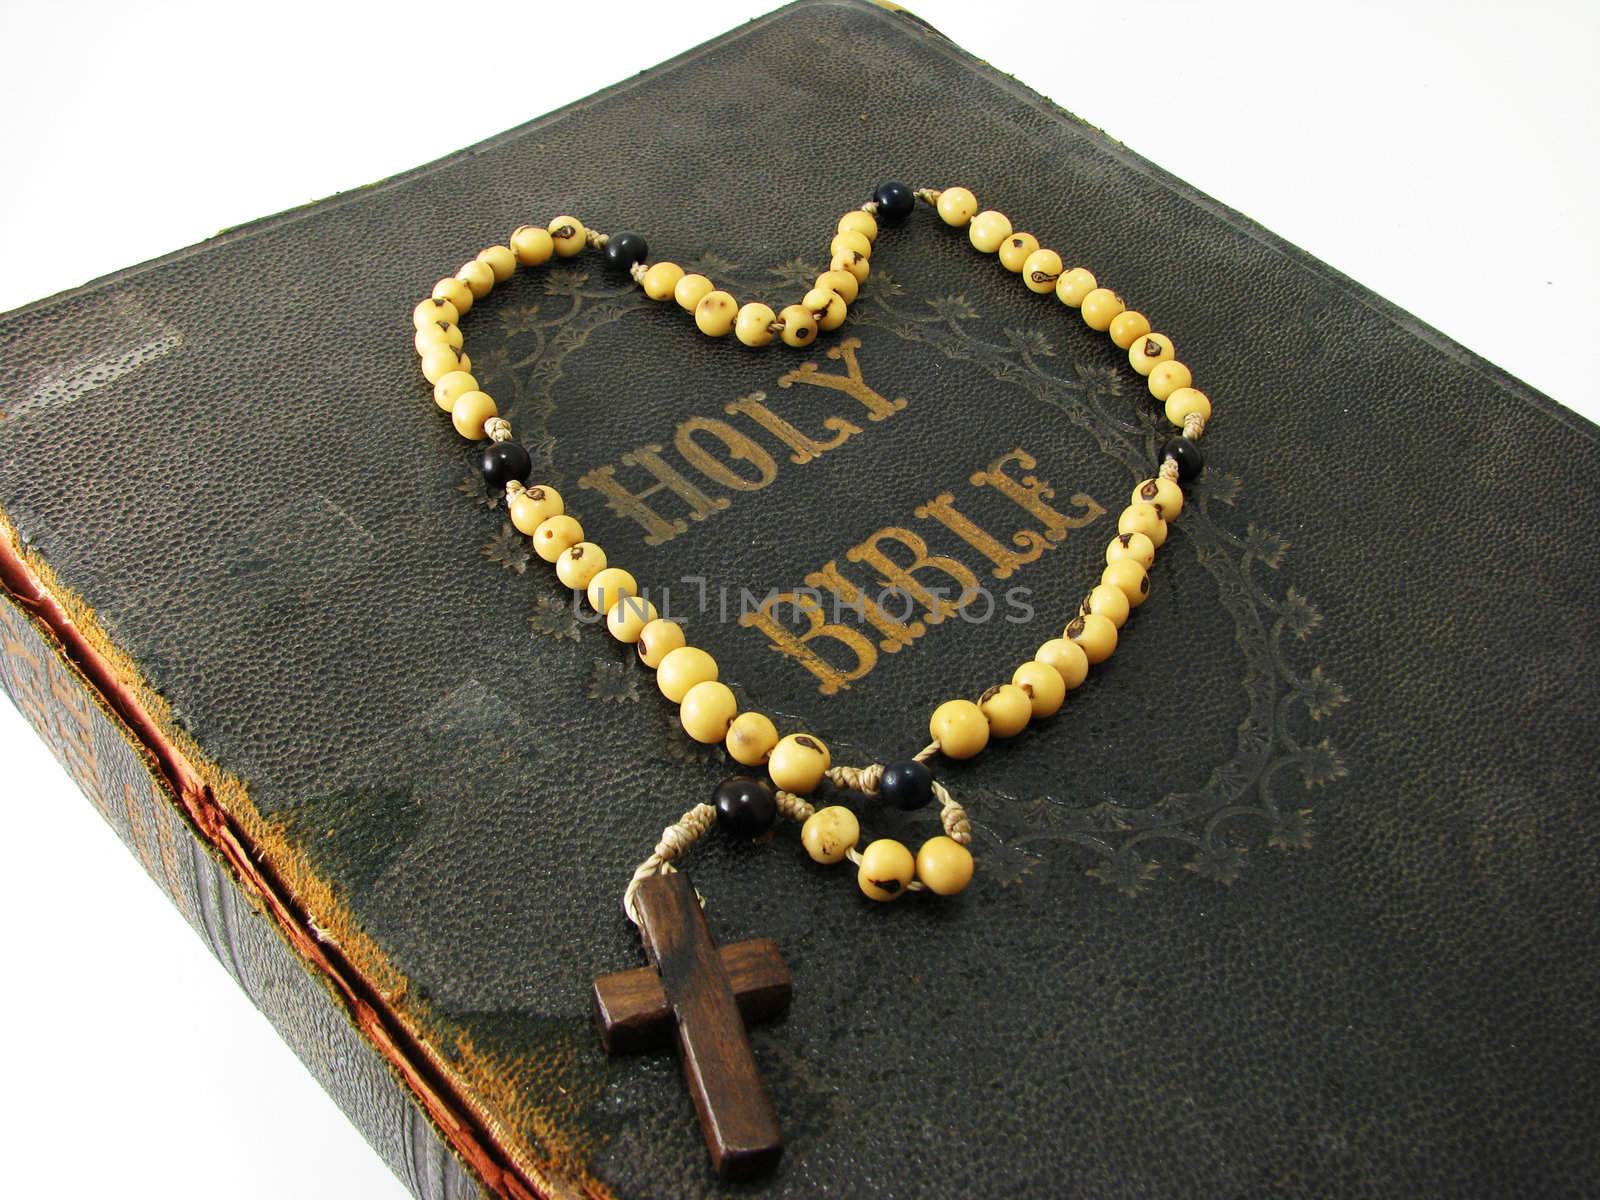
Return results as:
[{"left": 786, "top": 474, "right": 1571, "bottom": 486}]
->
[{"left": 411, "top": 181, "right": 1209, "bottom": 1179}]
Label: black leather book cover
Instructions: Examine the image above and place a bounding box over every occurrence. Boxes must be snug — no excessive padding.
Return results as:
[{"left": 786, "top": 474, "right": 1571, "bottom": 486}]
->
[{"left": 1, "top": 1, "right": 1595, "bottom": 1195}]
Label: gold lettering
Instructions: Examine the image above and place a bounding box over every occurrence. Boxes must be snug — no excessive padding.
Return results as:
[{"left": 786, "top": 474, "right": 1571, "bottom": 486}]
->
[
  {"left": 673, "top": 416, "right": 778, "bottom": 492},
  {"left": 969, "top": 448, "right": 1103, "bottom": 541},
  {"left": 577, "top": 443, "right": 727, "bottom": 545},
  {"left": 804, "top": 560, "right": 922, "bottom": 653},
  {"left": 738, "top": 591, "right": 878, "bottom": 695},
  {"left": 723, "top": 390, "right": 859, "bottom": 466},
  {"left": 776, "top": 336, "right": 907, "bottom": 423},
  {"left": 845, "top": 526, "right": 979, "bottom": 626},
  {"left": 914, "top": 491, "right": 1046, "bottom": 580}
]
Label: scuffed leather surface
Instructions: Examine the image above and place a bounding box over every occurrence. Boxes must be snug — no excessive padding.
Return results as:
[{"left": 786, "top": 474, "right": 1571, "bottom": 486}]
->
[
  {"left": 0, "top": 596, "right": 487, "bottom": 1200},
  {"left": 2, "top": 0, "right": 1597, "bottom": 1194}
]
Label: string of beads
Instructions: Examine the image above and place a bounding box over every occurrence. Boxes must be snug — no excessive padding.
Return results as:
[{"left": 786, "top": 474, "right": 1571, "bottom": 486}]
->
[{"left": 410, "top": 181, "right": 1211, "bottom": 918}]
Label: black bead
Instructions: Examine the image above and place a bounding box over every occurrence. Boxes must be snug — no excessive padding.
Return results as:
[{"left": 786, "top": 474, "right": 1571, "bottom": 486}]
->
[
  {"left": 872, "top": 181, "right": 916, "bottom": 226},
  {"left": 1160, "top": 437, "right": 1204, "bottom": 483},
  {"left": 713, "top": 775, "right": 778, "bottom": 837},
  {"left": 879, "top": 759, "right": 934, "bottom": 810},
  {"left": 602, "top": 231, "right": 649, "bottom": 273},
  {"left": 478, "top": 440, "right": 532, "bottom": 488}
]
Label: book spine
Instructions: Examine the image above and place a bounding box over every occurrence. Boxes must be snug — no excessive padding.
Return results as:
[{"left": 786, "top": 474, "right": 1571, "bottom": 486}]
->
[{"left": 0, "top": 591, "right": 487, "bottom": 1200}]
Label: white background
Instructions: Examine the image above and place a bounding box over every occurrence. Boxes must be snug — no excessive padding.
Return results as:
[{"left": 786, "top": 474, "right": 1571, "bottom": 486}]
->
[{"left": 1, "top": 2, "right": 1595, "bottom": 1196}]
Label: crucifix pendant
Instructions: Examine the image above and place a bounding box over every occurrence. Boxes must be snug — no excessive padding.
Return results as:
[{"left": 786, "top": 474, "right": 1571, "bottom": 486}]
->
[{"left": 592, "top": 871, "right": 790, "bottom": 1180}]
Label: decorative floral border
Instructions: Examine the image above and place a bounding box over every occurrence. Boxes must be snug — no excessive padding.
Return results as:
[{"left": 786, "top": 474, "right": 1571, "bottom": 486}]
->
[{"left": 457, "top": 256, "right": 1350, "bottom": 897}]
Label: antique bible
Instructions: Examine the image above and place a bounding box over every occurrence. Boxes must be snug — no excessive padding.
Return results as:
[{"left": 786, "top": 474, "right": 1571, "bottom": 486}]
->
[{"left": 2, "top": 0, "right": 1595, "bottom": 1195}]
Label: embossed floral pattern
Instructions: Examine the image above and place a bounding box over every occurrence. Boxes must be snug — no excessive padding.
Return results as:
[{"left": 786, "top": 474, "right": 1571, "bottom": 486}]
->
[
  {"left": 1186, "top": 842, "right": 1247, "bottom": 886},
  {"left": 527, "top": 594, "right": 581, "bottom": 642},
  {"left": 1268, "top": 808, "right": 1314, "bottom": 851},
  {"left": 460, "top": 248, "right": 1353, "bottom": 898},
  {"left": 483, "top": 520, "right": 530, "bottom": 574},
  {"left": 1243, "top": 523, "right": 1290, "bottom": 569},
  {"left": 1281, "top": 587, "right": 1322, "bottom": 639},
  {"left": 589, "top": 659, "right": 641, "bottom": 704},
  {"left": 1088, "top": 852, "right": 1160, "bottom": 897},
  {"left": 767, "top": 257, "right": 823, "bottom": 290},
  {"left": 980, "top": 837, "right": 1043, "bottom": 888},
  {"left": 458, "top": 470, "right": 501, "bottom": 511},
  {"left": 1295, "top": 666, "right": 1348, "bottom": 720}
]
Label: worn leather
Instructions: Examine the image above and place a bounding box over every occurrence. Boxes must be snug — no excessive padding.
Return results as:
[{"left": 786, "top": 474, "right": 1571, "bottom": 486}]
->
[
  {"left": 0, "top": 597, "right": 487, "bottom": 1200},
  {"left": 1, "top": 0, "right": 1597, "bottom": 1195}
]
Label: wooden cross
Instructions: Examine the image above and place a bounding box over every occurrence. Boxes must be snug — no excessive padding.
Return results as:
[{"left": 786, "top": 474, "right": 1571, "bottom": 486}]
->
[{"left": 592, "top": 871, "right": 790, "bottom": 1180}]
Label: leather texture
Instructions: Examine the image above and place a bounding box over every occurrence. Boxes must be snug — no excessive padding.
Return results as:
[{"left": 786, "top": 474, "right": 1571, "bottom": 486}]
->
[
  {"left": 2, "top": 0, "right": 1597, "bottom": 1194},
  {"left": 0, "top": 596, "right": 487, "bottom": 1200}
]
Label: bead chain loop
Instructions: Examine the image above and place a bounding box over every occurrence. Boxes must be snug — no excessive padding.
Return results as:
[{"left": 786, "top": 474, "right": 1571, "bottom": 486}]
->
[{"left": 412, "top": 182, "right": 1212, "bottom": 918}]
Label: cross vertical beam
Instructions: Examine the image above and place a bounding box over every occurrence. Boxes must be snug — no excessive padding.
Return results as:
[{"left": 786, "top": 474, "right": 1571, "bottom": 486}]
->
[{"left": 615, "top": 871, "right": 784, "bottom": 1179}]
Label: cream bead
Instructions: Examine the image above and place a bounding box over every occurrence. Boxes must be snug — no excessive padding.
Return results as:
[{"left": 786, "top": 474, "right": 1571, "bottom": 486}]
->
[
  {"left": 534, "top": 514, "right": 584, "bottom": 564},
  {"left": 695, "top": 290, "right": 739, "bottom": 337},
  {"left": 830, "top": 230, "right": 873, "bottom": 261},
  {"left": 637, "top": 618, "right": 686, "bottom": 669},
  {"left": 586, "top": 567, "right": 638, "bottom": 614},
  {"left": 815, "top": 267, "right": 860, "bottom": 304},
  {"left": 1066, "top": 613, "right": 1118, "bottom": 664},
  {"left": 997, "top": 231, "right": 1039, "bottom": 272},
  {"left": 679, "top": 680, "right": 736, "bottom": 743},
  {"left": 1148, "top": 360, "right": 1192, "bottom": 401},
  {"left": 1132, "top": 476, "right": 1185, "bottom": 522},
  {"left": 456, "top": 259, "right": 495, "bottom": 299},
  {"left": 607, "top": 594, "right": 658, "bottom": 643},
  {"left": 433, "top": 370, "right": 478, "bottom": 413},
  {"left": 548, "top": 215, "right": 586, "bottom": 257},
  {"left": 803, "top": 287, "right": 847, "bottom": 331},
  {"left": 414, "top": 322, "right": 463, "bottom": 355},
  {"left": 1080, "top": 288, "right": 1125, "bottom": 332},
  {"left": 1102, "top": 559, "right": 1150, "bottom": 607},
  {"left": 1165, "top": 386, "right": 1213, "bottom": 427},
  {"left": 555, "top": 541, "right": 606, "bottom": 591},
  {"left": 1054, "top": 267, "right": 1097, "bottom": 308},
  {"left": 768, "top": 733, "right": 830, "bottom": 794},
  {"left": 1035, "top": 638, "right": 1089, "bottom": 689},
  {"left": 477, "top": 245, "right": 516, "bottom": 282},
  {"left": 1108, "top": 310, "right": 1152, "bottom": 350},
  {"left": 725, "top": 710, "right": 779, "bottom": 767},
  {"left": 778, "top": 304, "right": 819, "bottom": 347},
  {"left": 674, "top": 273, "right": 715, "bottom": 311},
  {"left": 857, "top": 838, "right": 915, "bottom": 901},
  {"left": 1119, "top": 501, "right": 1169, "bottom": 549},
  {"left": 641, "top": 261, "right": 685, "bottom": 301},
  {"left": 1021, "top": 248, "right": 1063, "bottom": 294},
  {"left": 801, "top": 805, "right": 859, "bottom": 864},
  {"left": 1011, "top": 660, "right": 1066, "bottom": 719},
  {"left": 1082, "top": 582, "right": 1131, "bottom": 630},
  {"left": 935, "top": 186, "right": 979, "bottom": 227},
  {"left": 968, "top": 210, "right": 1013, "bottom": 254},
  {"left": 1129, "top": 333, "right": 1176, "bottom": 375},
  {"left": 979, "top": 683, "right": 1033, "bottom": 737},
  {"left": 510, "top": 485, "right": 563, "bottom": 534},
  {"left": 450, "top": 390, "right": 497, "bottom": 439},
  {"left": 657, "top": 646, "right": 717, "bottom": 704},
  {"left": 431, "top": 277, "right": 474, "bottom": 317},
  {"left": 915, "top": 836, "right": 974, "bottom": 896},
  {"left": 830, "top": 249, "right": 870, "bottom": 285},
  {"left": 735, "top": 302, "right": 777, "bottom": 347},
  {"left": 837, "top": 210, "right": 878, "bottom": 244},
  {"left": 413, "top": 297, "right": 459, "bottom": 331},
  {"left": 509, "top": 485, "right": 563, "bottom": 535},
  {"left": 930, "top": 699, "right": 989, "bottom": 759},
  {"left": 1107, "top": 531, "right": 1156, "bottom": 571},
  {"left": 421, "top": 345, "right": 470, "bottom": 385},
  {"left": 510, "top": 225, "right": 555, "bottom": 267}
]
